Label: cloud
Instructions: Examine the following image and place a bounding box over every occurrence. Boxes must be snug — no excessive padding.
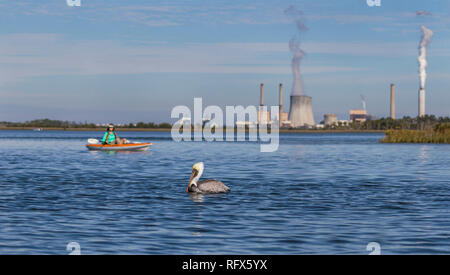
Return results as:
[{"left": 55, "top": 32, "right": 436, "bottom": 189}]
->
[
  {"left": 0, "top": 1, "right": 279, "bottom": 27},
  {"left": 1, "top": 33, "right": 449, "bottom": 84},
  {"left": 1, "top": 0, "right": 448, "bottom": 33},
  {"left": 416, "top": 10, "right": 433, "bottom": 17},
  {"left": 0, "top": 34, "right": 375, "bottom": 83},
  {"left": 308, "top": 14, "right": 394, "bottom": 24}
]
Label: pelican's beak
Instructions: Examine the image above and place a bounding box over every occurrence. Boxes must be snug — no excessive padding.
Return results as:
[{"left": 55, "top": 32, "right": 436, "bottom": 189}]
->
[{"left": 186, "top": 169, "right": 198, "bottom": 192}]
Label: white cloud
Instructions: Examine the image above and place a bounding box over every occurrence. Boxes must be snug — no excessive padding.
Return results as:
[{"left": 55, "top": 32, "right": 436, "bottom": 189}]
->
[
  {"left": 1, "top": 0, "right": 449, "bottom": 32},
  {"left": 1, "top": 34, "right": 449, "bottom": 84},
  {"left": 308, "top": 14, "right": 394, "bottom": 24},
  {"left": 0, "top": 34, "right": 366, "bottom": 82}
]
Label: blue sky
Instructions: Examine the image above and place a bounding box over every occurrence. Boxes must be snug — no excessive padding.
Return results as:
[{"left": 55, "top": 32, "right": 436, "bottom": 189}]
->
[{"left": 0, "top": 0, "right": 449, "bottom": 123}]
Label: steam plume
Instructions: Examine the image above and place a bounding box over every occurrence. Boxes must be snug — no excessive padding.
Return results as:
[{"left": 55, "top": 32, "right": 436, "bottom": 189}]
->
[
  {"left": 284, "top": 6, "right": 307, "bottom": 96},
  {"left": 360, "top": 94, "right": 366, "bottom": 111},
  {"left": 418, "top": 25, "right": 433, "bottom": 89}
]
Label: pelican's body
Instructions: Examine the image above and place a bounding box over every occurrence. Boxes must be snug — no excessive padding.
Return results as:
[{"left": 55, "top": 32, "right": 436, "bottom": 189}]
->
[
  {"left": 186, "top": 162, "right": 230, "bottom": 194},
  {"left": 189, "top": 179, "right": 230, "bottom": 193}
]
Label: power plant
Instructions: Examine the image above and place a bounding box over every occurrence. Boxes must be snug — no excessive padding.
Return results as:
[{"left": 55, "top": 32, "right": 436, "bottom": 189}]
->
[
  {"left": 250, "top": 22, "right": 436, "bottom": 127},
  {"left": 256, "top": 83, "right": 289, "bottom": 126},
  {"left": 390, "top": 84, "right": 396, "bottom": 119}
]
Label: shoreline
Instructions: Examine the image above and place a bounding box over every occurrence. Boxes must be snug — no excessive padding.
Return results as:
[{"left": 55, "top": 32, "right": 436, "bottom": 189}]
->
[
  {"left": 0, "top": 127, "right": 171, "bottom": 132},
  {"left": 0, "top": 127, "right": 386, "bottom": 134}
]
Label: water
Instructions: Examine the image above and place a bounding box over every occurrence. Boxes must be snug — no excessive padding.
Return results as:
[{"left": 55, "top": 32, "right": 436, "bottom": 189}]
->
[{"left": 0, "top": 130, "right": 448, "bottom": 254}]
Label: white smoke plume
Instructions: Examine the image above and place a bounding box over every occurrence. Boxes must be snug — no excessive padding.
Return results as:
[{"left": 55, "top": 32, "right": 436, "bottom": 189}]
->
[
  {"left": 284, "top": 5, "right": 307, "bottom": 96},
  {"left": 360, "top": 94, "right": 366, "bottom": 111},
  {"left": 418, "top": 25, "right": 433, "bottom": 89}
]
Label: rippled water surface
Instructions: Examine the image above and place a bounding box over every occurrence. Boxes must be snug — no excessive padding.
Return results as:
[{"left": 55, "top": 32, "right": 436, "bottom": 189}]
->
[{"left": 0, "top": 130, "right": 448, "bottom": 254}]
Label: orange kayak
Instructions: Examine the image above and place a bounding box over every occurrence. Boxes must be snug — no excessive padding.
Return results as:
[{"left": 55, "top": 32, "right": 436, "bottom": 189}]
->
[{"left": 86, "top": 142, "right": 152, "bottom": 151}]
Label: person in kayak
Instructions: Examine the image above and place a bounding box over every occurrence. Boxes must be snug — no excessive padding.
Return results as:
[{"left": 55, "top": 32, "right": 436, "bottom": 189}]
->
[{"left": 102, "top": 124, "right": 128, "bottom": 145}]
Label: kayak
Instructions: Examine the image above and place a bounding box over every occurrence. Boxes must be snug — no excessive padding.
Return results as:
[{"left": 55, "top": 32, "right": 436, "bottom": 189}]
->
[{"left": 86, "top": 142, "right": 152, "bottom": 151}]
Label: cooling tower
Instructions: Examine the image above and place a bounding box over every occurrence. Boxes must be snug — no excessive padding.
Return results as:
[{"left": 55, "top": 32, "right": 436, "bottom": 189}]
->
[
  {"left": 288, "top": 95, "right": 315, "bottom": 127},
  {"left": 324, "top": 114, "right": 337, "bottom": 126},
  {"left": 390, "top": 84, "right": 396, "bottom": 119},
  {"left": 418, "top": 88, "right": 425, "bottom": 117}
]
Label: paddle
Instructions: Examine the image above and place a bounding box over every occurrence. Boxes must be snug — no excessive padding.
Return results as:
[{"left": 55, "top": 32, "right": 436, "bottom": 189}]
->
[{"left": 88, "top": 138, "right": 100, "bottom": 144}]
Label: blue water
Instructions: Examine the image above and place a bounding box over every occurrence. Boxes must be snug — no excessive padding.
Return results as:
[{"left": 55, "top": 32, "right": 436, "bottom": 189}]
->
[{"left": 0, "top": 130, "right": 448, "bottom": 254}]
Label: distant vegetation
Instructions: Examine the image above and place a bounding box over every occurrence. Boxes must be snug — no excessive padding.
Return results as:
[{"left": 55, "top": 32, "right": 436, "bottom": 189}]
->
[
  {"left": 326, "top": 115, "right": 450, "bottom": 131},
  {"left": 381, "top": 123, "right": 450, "bottom": 144},
  {"left": 0, "top": 119, "right": 172, "bottom": 129},
  {"left": 1, "top": 116, "right": 450, "bottom": 135}
]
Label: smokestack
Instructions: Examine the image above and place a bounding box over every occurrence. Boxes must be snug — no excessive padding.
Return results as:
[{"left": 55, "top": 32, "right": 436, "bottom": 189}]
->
[
  {"left": 279, "top": 84, "right": 283, "bottom": 126},
  {"left": 419, "top": 88, "right": 425, "bottom": 117},
  {"left": 390, "top": 84, "right": 396, "bottom": 119},
  {"left": 260, "top": 83, "right": 264, "bottom": 106}
]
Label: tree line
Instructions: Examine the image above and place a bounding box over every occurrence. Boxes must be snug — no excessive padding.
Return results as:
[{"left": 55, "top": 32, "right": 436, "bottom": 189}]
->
[
  {"left": 1, "top": 116, "right": 449, "bottom": 131},
  {"left": 0, "top": 119, "right": 172, "bottom": 129},
  {"left": 325, "top": 115, "right": 450, "bottom": 131}
]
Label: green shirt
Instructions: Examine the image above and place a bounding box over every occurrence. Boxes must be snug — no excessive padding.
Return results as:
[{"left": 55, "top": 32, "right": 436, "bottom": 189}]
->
[{"left": 102, "top": 131, "right": 117, "bottom": 144}]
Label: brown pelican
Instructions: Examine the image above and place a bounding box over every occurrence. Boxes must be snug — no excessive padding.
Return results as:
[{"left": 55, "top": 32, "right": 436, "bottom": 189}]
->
[{"left": 186, "top": 162, "right": 230, "bottom": 194}]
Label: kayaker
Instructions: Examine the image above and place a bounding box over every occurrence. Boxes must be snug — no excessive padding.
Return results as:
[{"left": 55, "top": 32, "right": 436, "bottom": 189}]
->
[{"left": 102, "top": 124, "right": 127, "bottom": 145}]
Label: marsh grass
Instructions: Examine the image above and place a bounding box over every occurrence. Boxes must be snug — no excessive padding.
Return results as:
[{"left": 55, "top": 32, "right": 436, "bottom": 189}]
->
[{"left": 381, "top": 123, "right": 450, "bottom": 144}]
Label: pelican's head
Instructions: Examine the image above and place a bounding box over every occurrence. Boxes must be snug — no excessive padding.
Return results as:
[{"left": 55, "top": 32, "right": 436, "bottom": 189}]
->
[{"left": 186, "top": 162, "right": 204, "bottom": 192}]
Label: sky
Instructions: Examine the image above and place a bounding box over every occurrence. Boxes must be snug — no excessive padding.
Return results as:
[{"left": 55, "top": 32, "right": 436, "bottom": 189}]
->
[{"left": 0, "top": 0, "right": 449, "bottom": 123}]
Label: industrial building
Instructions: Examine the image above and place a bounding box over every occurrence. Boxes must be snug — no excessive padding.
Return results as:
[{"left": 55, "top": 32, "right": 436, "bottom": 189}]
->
[
  {"left": 279, "top": 112, "right": 289, "bottom": 126},
  {"left": 256, "top": 83, "right": 290, "bottom": 127},
  {"left": 338, "top": 120, "right": 349, "bottom": 126},
  {"left": 349, "top": 109, "right": 367, "bottom": 123},
  {"left": 324, "top": 114, "right": 338, "bottom": 126},
  {"left": 257, "top": 108, "right": 271, "bottom": 124}
]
